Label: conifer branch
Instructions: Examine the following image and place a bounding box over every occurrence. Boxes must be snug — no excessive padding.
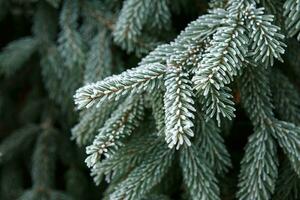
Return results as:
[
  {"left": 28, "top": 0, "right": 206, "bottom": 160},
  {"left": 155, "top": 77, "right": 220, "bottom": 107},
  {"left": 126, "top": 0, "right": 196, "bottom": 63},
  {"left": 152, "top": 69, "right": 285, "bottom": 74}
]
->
[
  {"left": 91, "top": 134, "right": 162, "bottom": 186},
  {"left": 237, "top": 128, "right": 278, "bottom": 200},
  {"left": 274, "top": 162, "right": 300, "bottom": 200},
  {"left": 0, "top": 125, "right": 40, "bottom": 164},
  {"left": 192, "top": 3, "right": 248, "bottom": 124},
  {"left": 272, "top": 70, "right": 300, "bottom": 123},
  {"left": 150, "top": 90, "right": 165, "bottom": 133},
  {"left": 32, "top": 129, "right": 57, "bottom": 189},
  {"left": 0, "top": 37, "right": 39, "bottom": 76},
  {"left": 113, "top": 0, "right": 165, "bottom": 54},
  {"left": 58, "top": 0, "right": 85, "bottom": 69},
  {"left": 3, "top": 0, "right": 300, "bottom": 199},
  {"left": 255, "top": 0, "right": 281, "bottom": 15},
  {"left": 139, "top": 44, "right": 173, "bottom": 66},
  {"left": 146, "top": 0, "right": 171, "bottom": 30},
  {"left": 196, "top": 118, "right": 232, "bottom": 175},
  {"left": 164, "top": 67, "right": 195, "bottom": 149},
  {"left": 85, "top": 97, "right": 144, "bottom": 168},
  {"left": 71, "top": 103, "right": 118, "bottom": 146},
  {"left": 273, "top": 121, "right": 300, "bottom": 177},
  {"left": 240, "top": 65, "right": 274, "bottom": 125},
  {"left": 74, "top": 63, "right": 166, "bottom": 109},
  {"left": 180, "top": 145, "right": 220, "bottom": 200},
  {"left": 84, "top": 30, "right": 112, "bottom": 83},
  {"left": 109, "top": 145, "right": 174, "bottom": 200},
  {"left": 33, "top": 2, "right": 58, "bottom": 44},
  {"left": 271, "top": 70, "right": 300, "bottom": 199},
  {"left": 81, "top": 0, "right": 115, "bottom": 30},
  {"left": 238, "top": 66, "right": 278, "bottom": 199},
  {"left": 284, "top": 0, "right": 300, "bottom": 40},
  {"left": 245, "top": 5, "right": 286, "bottom": 66},
  {"left": 140, "top": 9, "right": 227, "bottom": 68},
  {"left": 238, "top": 65, "right": 300, "bottom": 198}
]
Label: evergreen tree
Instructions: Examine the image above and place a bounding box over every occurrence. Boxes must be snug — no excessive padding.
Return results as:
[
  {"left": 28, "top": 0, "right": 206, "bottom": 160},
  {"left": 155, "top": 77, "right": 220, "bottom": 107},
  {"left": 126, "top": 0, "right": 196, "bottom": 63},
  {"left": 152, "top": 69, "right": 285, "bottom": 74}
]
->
[{"left": 1, "top": 0, "right": 300, "bottom": 200}]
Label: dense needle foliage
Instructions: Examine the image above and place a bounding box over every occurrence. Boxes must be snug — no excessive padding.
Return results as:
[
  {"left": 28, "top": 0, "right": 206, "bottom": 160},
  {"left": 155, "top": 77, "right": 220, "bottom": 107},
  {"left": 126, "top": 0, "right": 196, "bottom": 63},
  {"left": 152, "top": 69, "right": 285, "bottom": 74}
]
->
[{"left": 1, "top": 0, "right": 300, "bottom": 200}]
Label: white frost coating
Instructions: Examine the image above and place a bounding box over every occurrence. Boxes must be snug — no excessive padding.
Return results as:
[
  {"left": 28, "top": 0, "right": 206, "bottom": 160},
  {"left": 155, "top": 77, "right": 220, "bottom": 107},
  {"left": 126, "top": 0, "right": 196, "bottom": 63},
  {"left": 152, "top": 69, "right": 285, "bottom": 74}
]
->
[
  {"left": 164, "top": 66, "right": 196, "bottom": 149},
  {"left": 74, "top": 63, "right": 166, "bottom": 109}
]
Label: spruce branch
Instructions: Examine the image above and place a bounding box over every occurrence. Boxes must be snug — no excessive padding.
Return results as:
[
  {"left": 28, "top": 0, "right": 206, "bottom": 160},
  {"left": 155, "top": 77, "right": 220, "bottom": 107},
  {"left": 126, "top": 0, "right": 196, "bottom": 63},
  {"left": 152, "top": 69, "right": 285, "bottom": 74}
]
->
[
  {"left": 238, "top": 66, "right": 278, "bottom": 199},
  {"left": 85, "top": 97, "right": 144, "bottom": 168},
  {"left": 164, "top": 66, "right": 196, "bottom": 149},
  {"left": 113, "top": 0, "right": 150, "bottom": 44},
  {"left": 196, "top": 118, "right": 232, "bottom": 175},
  {"left": 33, "top": 1, "right": 58, "bottom": 44},
  {"left": 32, "top": 129, "right": 57, "bottom": 189},
  {"left": 91, "top": 134, "right": 162, "bottom": 185},
  {"left": 109, "top": 144, "right": 174, "bottom": 200},
  {"left": 74, "top": 63, "right": 166, "bottom": 109},
  {"left": 174, "top": 8, "right": 227, "bottom": 45},
  {"left": 150, "top": 90, "right": 165, "bottom": 133},
  {"left": 272, "top": 70, "right": 300, "bottom": 123},
  {"left": 180, "top": 145, "right": 220, "bottom": 200},
  {"left": 146, "top": 0, "right": 171, "bottom": 30},
  {"left": 255, "top": 0, "right": 282, "bottom": 16},
  {"left": 192, "top": 3, "right": 248, "bottom": 124},
  {"left": 237, "top": 128, "right": 278, "bottom": 200},
  {"left": 56, "top": 0, "right": 84, "bottom": 110},
  {"left": 140, "top": 9, "right": 227, "bottom": 68},
  {"left": 81, "top": 0, "right": 115, "bottom": 31},
  {"left": 0, "top": 125, "right": 40, "bottom": 164},
  {"left": 240, "top": 65, "right": 274, "bottom": 125},
  {"left": 139, "top": 44, "right": 173, "bottom": 66},
  {"left": 0, "top": 37, "right": 39, "bottom": 76},
  {"left": 284, "top": 0, "right": 300, "bottom": 40},
  {"left": 58, "top": 0, "right": 85, "bottom": 69},
  {"left": 245, "top": 5, "right": 286, "bottom": 66},
  {"left": 274, "top": 162, "right": 300, "bottom": 200},
  {"left": 272, "top": 121, "right": 300, "bottom": 177},
  {"left": 209, "top": 0, "right": 227, "bottom": 9},
  {"left": 238, "top": 65, "right": 300, "bottom": 198},
  {"left": 41, "top": 46, "right": 66, "bottom": 105},
  {"left": 84, "top": 30, "right": 112, "bottom": 83},
  {"left": 71, "top": 103, "right": 118, "bottom": 146},
  {"left": 67, "top": 2, "right": 300, "bottom": 199},
  {"left": 113, "top": 0, "right": 163, "bottom": 54},
  {"left": 192, "top": 0, "right": 285, "bottom": 124},
  {"left": 271, "top": 70, "right": 300, "bottom": 199}
]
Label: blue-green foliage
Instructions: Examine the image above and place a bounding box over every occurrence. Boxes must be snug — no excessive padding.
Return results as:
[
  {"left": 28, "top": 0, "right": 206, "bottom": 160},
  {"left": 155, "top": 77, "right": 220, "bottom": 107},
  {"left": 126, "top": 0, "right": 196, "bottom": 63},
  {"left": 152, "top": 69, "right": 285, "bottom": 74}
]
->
[
  {"left": 284, "top": 0, "right": 300, "bottom": 40},
  {"left": 1, "top": 0, "right": 300, "bottom": 199},
  {"left": 0, "top": 37, "right": 39, "bottom": 76},
  {"left": 74, "top": 0, "right": 300, "bottom": 199},
  {"left": 180, "top": 145, "right": 221, "bottom": 200},
  {"left": 0, "top": 1, "right": 102, "bottom": 199},
  {"left": 113, "top": 0, "right": 170, "bottom": 55}
]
